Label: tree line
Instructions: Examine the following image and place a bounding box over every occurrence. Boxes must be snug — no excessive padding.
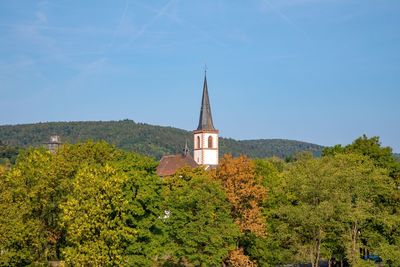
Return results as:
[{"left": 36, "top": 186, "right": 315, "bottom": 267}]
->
[
  {"left": 0, "top": 135, "right": 399, "bottom": 266},
  {"left": 0, "top": 120, "right": 323, "bottom": 159},
  {"left": 0, "top": 141, "right": 18, "bottom": 165}
]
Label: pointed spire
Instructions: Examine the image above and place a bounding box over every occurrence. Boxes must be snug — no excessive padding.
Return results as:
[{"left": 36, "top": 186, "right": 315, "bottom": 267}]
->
[
  {"left": 197, "top": 70, "right": 215, "bottom": 131},
  {"left": 183, "top": 139, "right": 189, "bottom": 156}
]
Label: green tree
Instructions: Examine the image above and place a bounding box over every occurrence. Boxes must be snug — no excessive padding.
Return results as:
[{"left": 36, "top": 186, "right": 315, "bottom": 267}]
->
[
  {"left": 242, "top": 158, "right": 287, "bottom": 266},
  {"left": 323, "top": 135, "right": 400, "bottom": 181},
  {"left": 0, "top": 148, "right": 57, "bottom": 265},
  {"left": 0, "top": 141, "right": 164, "bottom": 266},
  {"left": 263, "top": 153, "right": 395, "bottom": 267},
  {"left": 323, "top": 136, "right": 400, "bottom": 265},
  {"left": 61, "top": 148, "right": 164, "bottom": 266},
  {"left": 162, "top": 168, "right": 239, "bottom": 266},
  {"left": 61, "top": 164, "right": 131, "bottom": 265},
  {"left": 0, "top": 140, "right": 19, "bottom": 165}
]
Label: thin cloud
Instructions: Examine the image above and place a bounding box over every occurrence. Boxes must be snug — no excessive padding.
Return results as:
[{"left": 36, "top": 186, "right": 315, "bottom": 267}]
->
[
  {"left": 126, "top": 0, "right": 175, "bottom": 46},
  {"left": 188, "top": 24, "right": 226, "bottom": 48},
  {"left": 261, "top": 0, "right": 306, "bottom": 35},
  {"left": 115, "top": 0, "right": 226, "bottom": 50},
  {"left": 106, "top": 0, "right": 130, "bottom": 52}
]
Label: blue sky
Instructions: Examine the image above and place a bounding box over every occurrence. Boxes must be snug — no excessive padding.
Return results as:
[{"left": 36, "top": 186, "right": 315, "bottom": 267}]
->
[{"left": 0, "top": 0, "right": 399, "bottom": 151}]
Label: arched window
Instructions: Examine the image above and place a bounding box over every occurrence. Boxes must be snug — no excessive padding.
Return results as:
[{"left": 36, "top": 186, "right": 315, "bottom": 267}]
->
[
  {"left": 208, "top": 136, "right": 213, "bottom": 148},
  {"left": 197, "top": 136, "right": 201, "bottom": 149}
]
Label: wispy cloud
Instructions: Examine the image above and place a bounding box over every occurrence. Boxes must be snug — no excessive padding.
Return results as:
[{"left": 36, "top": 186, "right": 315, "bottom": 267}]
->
[
  {"left": 106, "top": 0, "right": 130, "bottom": 52},
  {"left": 260, "top": 0, "right": 307, "bottom": 35},
  {"left": 7, "top": 2, "right": 115, "bottom": 69},
  {"left": 127, "top": 0, "right": 176, "bottom": 45},
  {"left": 184, "top": 21, "right": 227, "bottom": 48},
  {"left": 110, "top": 0, "right": 227, "bottom": 51}
]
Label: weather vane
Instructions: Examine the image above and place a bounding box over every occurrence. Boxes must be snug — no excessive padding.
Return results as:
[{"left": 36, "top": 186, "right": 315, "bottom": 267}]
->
[{"left": 204, "top": 64, "right": 208, "bottom": 74}]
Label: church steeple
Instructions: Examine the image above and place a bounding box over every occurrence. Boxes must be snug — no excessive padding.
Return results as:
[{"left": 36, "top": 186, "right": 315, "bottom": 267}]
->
[
  {"left": 197, "top": 71, "right": 215, "bottom": 131},
  {"left": 183, "top": 140, "right": 189, "bottom": 156},
  {"left": 193, "top": 70, "right": 219, "bottom": 166}
]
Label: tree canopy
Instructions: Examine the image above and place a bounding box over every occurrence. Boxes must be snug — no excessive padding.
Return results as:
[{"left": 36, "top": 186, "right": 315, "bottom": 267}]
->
[{"left": 0, "top": 135, "right": 398, "bottom": 266}]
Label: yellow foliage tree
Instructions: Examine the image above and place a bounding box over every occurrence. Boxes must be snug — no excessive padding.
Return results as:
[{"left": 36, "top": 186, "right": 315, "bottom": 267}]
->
[
  {"left": 227, "top": 248, "right": 256, "bottom": 267},
  {"left": 213, "top": 154, "right": 267, "bottom": 237}
]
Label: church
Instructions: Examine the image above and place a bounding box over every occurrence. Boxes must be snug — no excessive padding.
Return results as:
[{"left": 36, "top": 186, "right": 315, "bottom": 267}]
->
[{"left": 156, "top": 72, "right": 219, "bottom": 177}]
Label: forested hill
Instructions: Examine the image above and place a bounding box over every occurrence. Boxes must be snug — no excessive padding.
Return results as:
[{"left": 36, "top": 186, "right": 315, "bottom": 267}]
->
[{"left": 0, "top": 120, "right": 323, "bottom": 159}]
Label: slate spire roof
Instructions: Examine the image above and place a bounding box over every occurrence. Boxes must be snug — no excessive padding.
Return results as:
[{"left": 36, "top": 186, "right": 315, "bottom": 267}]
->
[{"left": 197, "top": 71, "right": 216, "bottom": 131}]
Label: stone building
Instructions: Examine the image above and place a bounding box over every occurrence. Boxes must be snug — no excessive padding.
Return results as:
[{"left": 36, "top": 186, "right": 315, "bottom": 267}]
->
[{"left": 45, "top": 135, "right": 62, "bottom": 154}]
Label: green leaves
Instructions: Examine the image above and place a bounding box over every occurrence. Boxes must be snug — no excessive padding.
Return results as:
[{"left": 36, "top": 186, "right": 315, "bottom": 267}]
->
[
  {"left": 163, "top": 171, "right": 240, "bottom": 266},
  {"left": 60, "top": 146, "right": 164, "bottom": 266},
  {"left": 0, "top": 142, "right": 164, "bottom": 266},
  {"left": 1, "top": 136, "right": 399, "bottom": 266},
  {"left": 259, "top": 152, "right": 398, "bottom": 266},
  {"left": 0, "top": 148, "right": 58, "bottom": 265},
  {"left": 0, "top": 141, "right": 18, "bottom": 165},
  {"left": 62, "top": 165, "right": 130, "bottom": 266}
]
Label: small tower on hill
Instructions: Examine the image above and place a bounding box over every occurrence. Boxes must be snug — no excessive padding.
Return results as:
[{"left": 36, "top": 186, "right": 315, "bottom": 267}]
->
[
  {"left": 45, "top": 135, "right": 62, "bottom": 153},
  {"left": 193, "top": 71, "right": 219, "bottom": 167}
]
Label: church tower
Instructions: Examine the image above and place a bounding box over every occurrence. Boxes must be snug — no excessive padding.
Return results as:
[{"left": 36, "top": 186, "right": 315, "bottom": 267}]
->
[{"left": 193, "top": 71, "right": 219, "bottom": 166}]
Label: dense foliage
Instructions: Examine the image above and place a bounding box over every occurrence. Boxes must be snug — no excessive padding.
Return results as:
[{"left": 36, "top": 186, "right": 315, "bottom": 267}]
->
[
  {"left": 162, "top": 168, "right": 240, "bottom": 266},
  {"left": 264, "top": 154, "right": 397, "bottom": 266},
  {"left": 0, "top": 141, "right": 18, "bottom": 165},
  {"left": 0, "top": 135, "right": 398, "bottom": 266},
  {"left": 0, "top": 142, "right": 164, "bottom": 266},
  {"left": 0, "top": 120, "right": 323, "bottom": 159}
]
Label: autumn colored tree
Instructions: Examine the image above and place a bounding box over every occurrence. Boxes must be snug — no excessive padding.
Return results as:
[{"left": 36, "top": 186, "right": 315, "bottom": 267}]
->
[
  {"left": 213, "top": 154, "right": 267, "bottom": 237},
  {"left": 227, "top": 248, "right": 256, "bottom": 267},
  {"left": 211, "top": 155, "right": 267, "bottom": 266}
]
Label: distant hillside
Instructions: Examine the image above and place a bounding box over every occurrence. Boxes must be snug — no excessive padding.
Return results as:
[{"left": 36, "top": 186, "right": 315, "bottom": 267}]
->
[
  {"left": 0, "top": 120, "right": 324, "bottom": 159},
  {"left": 0, "top": 141, "right": 18, "bottom": 164},
  {"left": 394, "top": 153, "right": 400, "bottom": 161}
]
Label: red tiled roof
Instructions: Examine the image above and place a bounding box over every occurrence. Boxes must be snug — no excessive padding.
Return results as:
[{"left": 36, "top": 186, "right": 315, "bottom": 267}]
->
[{"left": 156, "top": 154, "right": 198, "bottom": 177}]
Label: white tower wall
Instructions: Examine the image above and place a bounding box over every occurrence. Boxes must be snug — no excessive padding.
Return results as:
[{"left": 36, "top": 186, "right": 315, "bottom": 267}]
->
[{"left": 193, "top": 131, "right": 219, "bottom": 166}]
